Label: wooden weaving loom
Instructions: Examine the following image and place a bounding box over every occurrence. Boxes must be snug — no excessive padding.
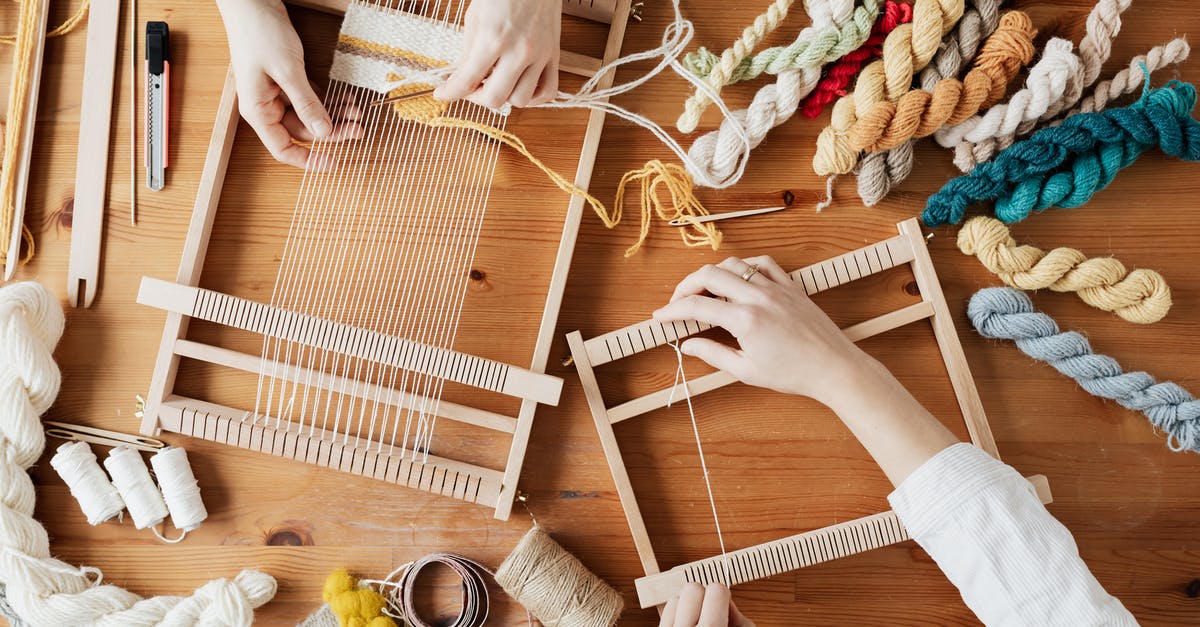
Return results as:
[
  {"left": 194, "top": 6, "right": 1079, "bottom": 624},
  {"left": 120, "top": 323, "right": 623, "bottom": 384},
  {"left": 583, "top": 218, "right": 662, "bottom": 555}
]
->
[
  {"left": 137, "top": 0, "right": 631, "bottom": 521},
  {"left": 567, "top": 218, "right": 1053, "bottom": 607}
]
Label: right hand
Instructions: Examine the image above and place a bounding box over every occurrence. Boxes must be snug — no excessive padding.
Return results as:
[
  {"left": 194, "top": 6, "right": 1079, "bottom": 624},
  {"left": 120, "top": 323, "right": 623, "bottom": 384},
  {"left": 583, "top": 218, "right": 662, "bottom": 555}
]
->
[
  {"left": 217, "top": 0, "right": 362, "bottom": 169},
  {"left": 652, "top": 256, "right": 869, "bottom": 407},
  {"left": 659, "top": 583, "right": 754, "bottom": 627}
]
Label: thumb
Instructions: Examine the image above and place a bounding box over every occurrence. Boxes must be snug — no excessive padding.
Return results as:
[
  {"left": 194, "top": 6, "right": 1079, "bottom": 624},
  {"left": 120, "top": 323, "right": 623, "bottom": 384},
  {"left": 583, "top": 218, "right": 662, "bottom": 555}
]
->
[
  {"left": 276, "top": 69, "right": 332, "bottom": 138},
  {"left": 681, "top": 338, "right": 745, "bottom": 378}
]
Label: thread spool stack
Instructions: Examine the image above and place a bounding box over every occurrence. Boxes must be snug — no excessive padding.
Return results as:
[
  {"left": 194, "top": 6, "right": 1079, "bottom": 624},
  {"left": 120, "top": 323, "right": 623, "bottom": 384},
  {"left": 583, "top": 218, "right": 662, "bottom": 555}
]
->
[
  {"left": 150, "top": 446, "right": 208, "bottom": 532},
  {"left": 495, "top": 526, "right": 623, "bottom": 627},
  {"left": 49, "top": 441, "right": 124, "bottom": 525},
  {"left": 103, "top": 445, "right": 169, "bottom": 530}
]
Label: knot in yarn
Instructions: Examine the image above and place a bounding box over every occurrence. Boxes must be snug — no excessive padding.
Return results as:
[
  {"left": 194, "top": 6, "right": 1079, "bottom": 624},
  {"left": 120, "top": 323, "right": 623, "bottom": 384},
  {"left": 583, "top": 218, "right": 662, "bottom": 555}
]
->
[
  {"left": 969, "top": 287, "right": 1200, "bottom": 453},
  {"left": 957, "top": 217, "right": 1172, "bottom": 323},
  {"left": 848, "top": 10, "right": 1036, "bottom": 152},
  {"left": 923, "top": 80, "right": 1200, "bottom": 226},
  {"left": 324, "top": 569, "right": 395, "bottom": 627}
]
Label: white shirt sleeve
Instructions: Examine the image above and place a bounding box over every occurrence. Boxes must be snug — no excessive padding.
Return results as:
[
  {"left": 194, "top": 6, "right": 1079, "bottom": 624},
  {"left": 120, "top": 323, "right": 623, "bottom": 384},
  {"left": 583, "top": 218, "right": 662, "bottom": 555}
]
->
[{"left": 887, "top": 442, "right": 1136, "bottom": 626}]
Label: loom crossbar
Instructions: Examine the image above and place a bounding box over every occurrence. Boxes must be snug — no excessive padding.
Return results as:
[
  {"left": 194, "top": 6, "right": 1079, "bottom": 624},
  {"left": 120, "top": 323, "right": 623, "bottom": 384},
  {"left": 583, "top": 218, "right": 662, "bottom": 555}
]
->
[
  {"left": 139, "top": 277, "right": 563, "bottom": 406},
  {"left": 568, "top": 218, "right": 1042, "bottom": 607}
]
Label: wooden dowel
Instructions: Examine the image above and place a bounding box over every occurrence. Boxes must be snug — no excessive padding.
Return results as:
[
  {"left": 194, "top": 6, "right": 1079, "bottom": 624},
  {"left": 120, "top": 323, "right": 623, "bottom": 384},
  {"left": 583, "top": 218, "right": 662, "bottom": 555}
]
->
[{"left": 3, "top": 0, "right": 50, "bottom": 280}]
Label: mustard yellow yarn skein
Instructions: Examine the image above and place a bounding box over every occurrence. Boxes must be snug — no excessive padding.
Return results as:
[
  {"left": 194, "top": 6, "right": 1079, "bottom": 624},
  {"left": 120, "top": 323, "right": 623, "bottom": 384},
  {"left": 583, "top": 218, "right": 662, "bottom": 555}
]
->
[{"left": 957, "top": 216, "right": 1172, "bottom": 324}]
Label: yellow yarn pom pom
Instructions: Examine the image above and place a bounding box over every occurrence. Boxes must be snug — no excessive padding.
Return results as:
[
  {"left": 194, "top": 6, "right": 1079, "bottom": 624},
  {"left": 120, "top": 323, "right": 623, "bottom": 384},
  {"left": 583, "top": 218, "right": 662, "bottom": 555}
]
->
[{"left": 323, "top": 568, "right": 397, "bottom": 627}]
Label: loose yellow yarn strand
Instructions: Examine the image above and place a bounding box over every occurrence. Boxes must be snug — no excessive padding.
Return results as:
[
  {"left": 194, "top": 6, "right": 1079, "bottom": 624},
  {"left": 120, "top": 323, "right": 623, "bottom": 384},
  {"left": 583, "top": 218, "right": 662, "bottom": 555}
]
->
[
  {"left": 614, "top": 160, "right": 721, "bottom": 257},
  {"left": 0, "top": 0, "right": 91, "bottom": 271}
]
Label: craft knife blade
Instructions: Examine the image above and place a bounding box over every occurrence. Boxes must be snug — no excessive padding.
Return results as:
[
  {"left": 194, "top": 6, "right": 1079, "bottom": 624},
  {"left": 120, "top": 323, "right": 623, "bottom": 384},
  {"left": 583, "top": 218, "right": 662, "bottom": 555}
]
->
[{"left": 145, "top": 21, "right": 169, "bottom": 191}]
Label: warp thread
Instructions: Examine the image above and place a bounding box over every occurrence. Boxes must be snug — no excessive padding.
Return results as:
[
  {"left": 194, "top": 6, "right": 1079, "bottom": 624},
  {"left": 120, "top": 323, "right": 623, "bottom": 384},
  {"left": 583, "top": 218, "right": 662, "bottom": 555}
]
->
[
  {"left": 799, "top": 0, "right": 914, "bottom": 119},
  {"left": 103, "top": 446, "right": 169, "bottom": 531},
  {"left": 957, "top": 216, "right": 1172, "bottom": 324},
  {"left": 685, "top": 0, "right": 880, "bottom": 188},
  {"left": 0, "top": 282, "right": 276, "bottom": 626},
  {"left": 0, "top": 0, "right": 91, "bottom": 271},
  {"left": 922, "top": 80, "right": 1200, "bottom": 226},
  {"left": 856, "top": 0, "right": 1000, "bottom": 205},
  {"left": 944, "top": 0, "right": 1136, "bottom": 171},
  {"left": 495, "top": 526, "right": 623, "bottom": 627},
  {"left": 812, "top": 0, "right": 965, "bottom": 177},
  {"left": 49, "top": 441, "right": 125, "bottom": 526},
  {"left": 677, "top": 0, "right": 797, "bottom": 131},
  {"left": 969, "top": 287, "right": 1200, "bottom": 453},
  {"left": 848, "top": 11, "right": 1036, "bottom": 152},
  {"left": 614, "top": 160, "right": 722, "bottom": 257}
]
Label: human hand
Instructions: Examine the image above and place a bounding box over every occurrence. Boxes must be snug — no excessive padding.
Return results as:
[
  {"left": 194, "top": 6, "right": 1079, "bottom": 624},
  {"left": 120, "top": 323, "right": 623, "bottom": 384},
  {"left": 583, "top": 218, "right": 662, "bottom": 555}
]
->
[
  {"left": 659, "top": 583, "right": 754, "bottom": 627},
  {"left": 217, "top": 0, "right": 362, "bottom": 169},
  {"left": 434, "top": 0, "right": 561, "bottom": 109},
  {"left": 652, "top": 256, "right": 868, "bottom": 407}
]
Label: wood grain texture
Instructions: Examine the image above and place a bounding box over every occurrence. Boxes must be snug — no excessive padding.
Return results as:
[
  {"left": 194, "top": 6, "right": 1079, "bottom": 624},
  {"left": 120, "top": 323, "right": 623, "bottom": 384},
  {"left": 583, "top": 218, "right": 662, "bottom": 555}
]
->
[{"left": 6, "top": 1, "right": 1200, "bottom": 625}]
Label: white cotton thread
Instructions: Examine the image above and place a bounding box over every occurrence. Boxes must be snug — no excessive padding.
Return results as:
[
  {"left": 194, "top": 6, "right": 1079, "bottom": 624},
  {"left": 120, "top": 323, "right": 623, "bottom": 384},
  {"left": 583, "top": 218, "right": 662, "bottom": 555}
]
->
[
  {"left": 667, "top": 341, "right": 732, "bottom": 586},
  {"left": 102, "top": 446, "right": 169, "bottom": 531},
  {"left": 48, "top": 441, "right": 124, "bottom": 526},
  {"left": 150, "top": 447, "right": 208, "bottom": 533}
]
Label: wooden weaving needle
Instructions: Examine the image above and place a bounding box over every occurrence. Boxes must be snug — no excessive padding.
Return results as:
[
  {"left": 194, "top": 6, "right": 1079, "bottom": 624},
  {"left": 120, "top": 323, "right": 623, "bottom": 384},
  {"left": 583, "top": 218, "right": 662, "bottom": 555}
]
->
[
  {"left": 368, "top": 88, "right": 436, "bottom": 108},
  {"left": 668, "top": 205, "right": 788, "bottom": 226}
]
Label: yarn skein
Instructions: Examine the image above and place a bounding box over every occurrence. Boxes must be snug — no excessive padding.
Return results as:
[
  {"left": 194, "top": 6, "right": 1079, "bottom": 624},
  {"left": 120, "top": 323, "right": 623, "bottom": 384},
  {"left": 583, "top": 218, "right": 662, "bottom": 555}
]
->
[
  {"left": 0, "top": 282, "right": 276, "bottom": 626},
  {"left": 812, "top": 0, "right": 964, "bottom": 177},
  {"left": 49, "top": 441, "right": 125, "bottom": 526},
  {"left": 323, "top": 569, "right": 396, "bottom": 627},
  {"left": 676, "top": 0, "right": 796, "bottom": 132},
  {"left": 103, "top": 445, "right": 169, "bottom": 530},
  {"left": 495, "top": 526, "right": 623, "bottom": 627},
  {"left": 957, "top": 217, "right": 1172, "bottom": 324},
  {"left": 685, "top": 0, "right": 879, "bottom": 188},
  {"left": 922, "top": 80, "right": 1200, "bottom": 226},
  {"left": 856, "top": 0, "right": 1000, "bottom": 205},
  {"left": 969, "top": 287, "right": 1200, "bottom": 453},
  {"left": 798, "top": 0, "right": 914, "bottom": 119},
  {"left": 848, "top": 11, "right": 1036, "bottom": 152}
]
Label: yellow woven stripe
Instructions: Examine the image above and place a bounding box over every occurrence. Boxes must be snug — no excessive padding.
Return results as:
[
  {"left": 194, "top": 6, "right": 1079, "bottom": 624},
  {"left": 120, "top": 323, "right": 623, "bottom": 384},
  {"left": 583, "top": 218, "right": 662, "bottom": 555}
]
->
[{"left": 336, "top": 33, "right": 450, "bottom": 71}]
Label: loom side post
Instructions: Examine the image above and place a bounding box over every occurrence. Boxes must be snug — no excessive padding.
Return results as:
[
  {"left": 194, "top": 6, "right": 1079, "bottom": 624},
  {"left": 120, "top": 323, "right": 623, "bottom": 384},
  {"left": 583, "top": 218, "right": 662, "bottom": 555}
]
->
[
  {"left": 141, "top": 67, "right": 239, "bottom": 436},
  {"left": 492, "top": 0, "right": 635, "bottom": 520}
]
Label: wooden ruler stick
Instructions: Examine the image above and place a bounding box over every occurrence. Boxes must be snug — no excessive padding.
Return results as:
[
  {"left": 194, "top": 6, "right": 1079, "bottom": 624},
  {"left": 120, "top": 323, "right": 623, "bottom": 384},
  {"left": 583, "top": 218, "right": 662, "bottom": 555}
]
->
[
  {"left": 138, "top": 277, "right": 563, "bottom": 406},
  {"left": 68, "top": 0, "right": 123, "bottom": 307},
  {"left": 634, "top": 477, "right": 1052, "bottom": 608}
]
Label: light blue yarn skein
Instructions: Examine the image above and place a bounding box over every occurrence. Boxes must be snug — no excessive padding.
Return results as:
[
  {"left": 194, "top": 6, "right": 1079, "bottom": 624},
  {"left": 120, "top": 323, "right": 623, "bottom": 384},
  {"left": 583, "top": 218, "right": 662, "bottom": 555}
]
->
[{"left": 968, "top": 287, "right": 1200, "bottom": 453}]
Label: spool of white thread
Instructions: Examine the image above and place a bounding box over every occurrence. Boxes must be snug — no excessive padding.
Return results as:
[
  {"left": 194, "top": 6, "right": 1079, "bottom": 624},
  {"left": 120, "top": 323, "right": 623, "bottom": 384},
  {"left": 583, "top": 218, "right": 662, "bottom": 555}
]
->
[
  {"left": 150, "top": 446, "right": 207, "bottom": 532},
  {"left": 103, "top": 445, "right": 169, "bottom": 530},
  {"left": 49, "top": 441, "right": 125, "bottom": 525}
]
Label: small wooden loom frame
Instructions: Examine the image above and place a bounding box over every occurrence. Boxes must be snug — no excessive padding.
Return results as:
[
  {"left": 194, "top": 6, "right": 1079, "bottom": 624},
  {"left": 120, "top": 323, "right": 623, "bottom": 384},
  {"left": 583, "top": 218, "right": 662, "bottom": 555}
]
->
[
  {"left": 138, "top": 0, "right": 632, "bottom": 521},
  {"left": 567, "top": 218, "right": 1053, "bottom": 608}
]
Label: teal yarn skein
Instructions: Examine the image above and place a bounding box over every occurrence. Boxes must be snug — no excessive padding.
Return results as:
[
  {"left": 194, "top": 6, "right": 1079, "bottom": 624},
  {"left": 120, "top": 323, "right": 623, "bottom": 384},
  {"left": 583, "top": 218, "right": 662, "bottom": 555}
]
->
[
  {"left": 969, "top": 287, "right": 1200, "bottom": 453},
  {"left": 923, "top": 79, "right": 1200, "bottom": 226}
]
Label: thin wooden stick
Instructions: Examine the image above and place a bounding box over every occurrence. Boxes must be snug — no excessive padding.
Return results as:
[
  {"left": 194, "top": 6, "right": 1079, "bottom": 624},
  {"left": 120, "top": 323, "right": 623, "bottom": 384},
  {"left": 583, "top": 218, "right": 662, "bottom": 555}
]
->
[
  {"left": 68, "top": 0, "right": 123, "bottom": 307},
  {"left": 3, "top": 0, "right": 50, "bottom": 280}
]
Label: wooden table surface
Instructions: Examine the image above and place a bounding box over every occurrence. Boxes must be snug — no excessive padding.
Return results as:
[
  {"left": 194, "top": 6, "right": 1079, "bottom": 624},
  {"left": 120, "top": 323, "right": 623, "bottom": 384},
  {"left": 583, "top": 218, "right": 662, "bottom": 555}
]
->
[{"left": 7, "top": 0, "right": 1200, "bottom": 625}]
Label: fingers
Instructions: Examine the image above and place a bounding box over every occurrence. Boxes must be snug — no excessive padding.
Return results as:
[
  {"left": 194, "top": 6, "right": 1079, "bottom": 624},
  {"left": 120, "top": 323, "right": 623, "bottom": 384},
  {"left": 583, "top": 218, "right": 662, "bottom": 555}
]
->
[
  {"left": 509, "top": 62, "right": 545, "bottom": 108},
  {"left": 471, "top": 55, "right": 525, "bottom": 109},
  {"left": 671, "top": 582, "right": 705, "bottom": 627},
  {"left": 699, "top": 583, "right": 732, "bottom": 626},
  {"left": 281, "top": 113, "right": 362, "bottom": 143},
  {"left": 742, "top": 255, "right": 792, "bottom": 285},
  {"left": 669, "top": 259, "right": 763, "bottom": 303},
  {"left": 729, "top": 600, "right": 755, "bottom": 627},
  {"left": 681, "top": 338, "right": 745, "bottom": 378},
  {"left": 530, "top": 58, "right": 559, "bottom": 105},
  {"left": 654, "top": 295, "right": 745, "bottom": 335},
  {"left": 658, "top": 594, "right": 678, "bottom": 627},
  {"left": 274, "top": 67, "right": 332, "bottom": 138},
  {"left": 436, "top": 44, "right": 499, "bottom": 103}
]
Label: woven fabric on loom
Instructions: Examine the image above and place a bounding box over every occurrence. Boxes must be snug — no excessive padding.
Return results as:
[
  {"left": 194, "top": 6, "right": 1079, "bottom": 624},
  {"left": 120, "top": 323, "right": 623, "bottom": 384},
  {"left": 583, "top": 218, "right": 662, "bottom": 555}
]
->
[{"left": 331, "top": 2, "right": 461, "bottom": 95}]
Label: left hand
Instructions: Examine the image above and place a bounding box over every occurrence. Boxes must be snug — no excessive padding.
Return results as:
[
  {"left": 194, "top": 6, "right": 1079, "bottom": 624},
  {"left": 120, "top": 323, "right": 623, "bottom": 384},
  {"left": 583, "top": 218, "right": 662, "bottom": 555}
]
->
[
  {"left": 434, "top": 0, "right": 562, "bottom": 108},
  {"left": 659, "top": 583, "right": 754, "bottom": 627}
]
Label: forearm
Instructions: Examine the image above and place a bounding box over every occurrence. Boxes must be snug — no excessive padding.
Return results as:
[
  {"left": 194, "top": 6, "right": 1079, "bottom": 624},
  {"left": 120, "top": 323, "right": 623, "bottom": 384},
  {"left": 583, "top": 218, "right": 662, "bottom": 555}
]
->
[{"left": 817, "top": 349, "right": 959, "bottom": 487}]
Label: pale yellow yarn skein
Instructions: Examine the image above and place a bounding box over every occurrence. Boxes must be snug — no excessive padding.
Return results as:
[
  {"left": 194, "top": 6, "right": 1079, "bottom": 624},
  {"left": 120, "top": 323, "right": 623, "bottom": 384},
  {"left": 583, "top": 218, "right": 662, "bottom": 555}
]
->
[
  {"left": 495, "top": 527, "right": 623, "bottom": 627},
  {"left": 957, "top": 217, "right": 1172, "bottom": 324},
  {"left": 813, "top": 0, "right": 963, "bottom": 177}
]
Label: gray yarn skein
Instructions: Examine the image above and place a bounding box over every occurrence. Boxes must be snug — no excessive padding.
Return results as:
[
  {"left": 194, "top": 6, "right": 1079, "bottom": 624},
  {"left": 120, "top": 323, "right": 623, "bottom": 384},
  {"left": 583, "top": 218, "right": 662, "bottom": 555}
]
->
[
  {"left": 968, "top": 287, "right": 1200, "bottom": 453},
  {"left": 858, "top": 0, "right": 1003, "bottom": 206}
]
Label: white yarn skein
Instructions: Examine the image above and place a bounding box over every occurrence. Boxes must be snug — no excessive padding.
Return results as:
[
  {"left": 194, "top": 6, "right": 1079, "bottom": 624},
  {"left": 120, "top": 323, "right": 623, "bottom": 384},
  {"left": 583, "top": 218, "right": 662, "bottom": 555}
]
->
[
  {"left": 102, "top": 446, "right": 168, "bottom": 531},
  {"left": 150, "top": 447, "right": 208, "bottom": 533},
  {"left": 49, "top": 442, "right": 125, "bottom": 526},
  {"left": 0, "top": 282, "right": 275, "bottom": 627}
]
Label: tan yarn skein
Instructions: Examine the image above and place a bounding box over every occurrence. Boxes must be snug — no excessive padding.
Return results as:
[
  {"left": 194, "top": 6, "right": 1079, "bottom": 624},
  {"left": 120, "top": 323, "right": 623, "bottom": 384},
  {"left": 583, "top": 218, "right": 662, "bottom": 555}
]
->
[
  {"left": 957, "top": 217, "right": 1172, "bottom": 324},
  {"left": 812, "top": 0, "right": 964, "bottom": 176},
  {"left": 849, "top": 11, "right": 1036, "bottom": 152},
  {"left": 495, "top": 527, "right": 623, "bottom": 627}
]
